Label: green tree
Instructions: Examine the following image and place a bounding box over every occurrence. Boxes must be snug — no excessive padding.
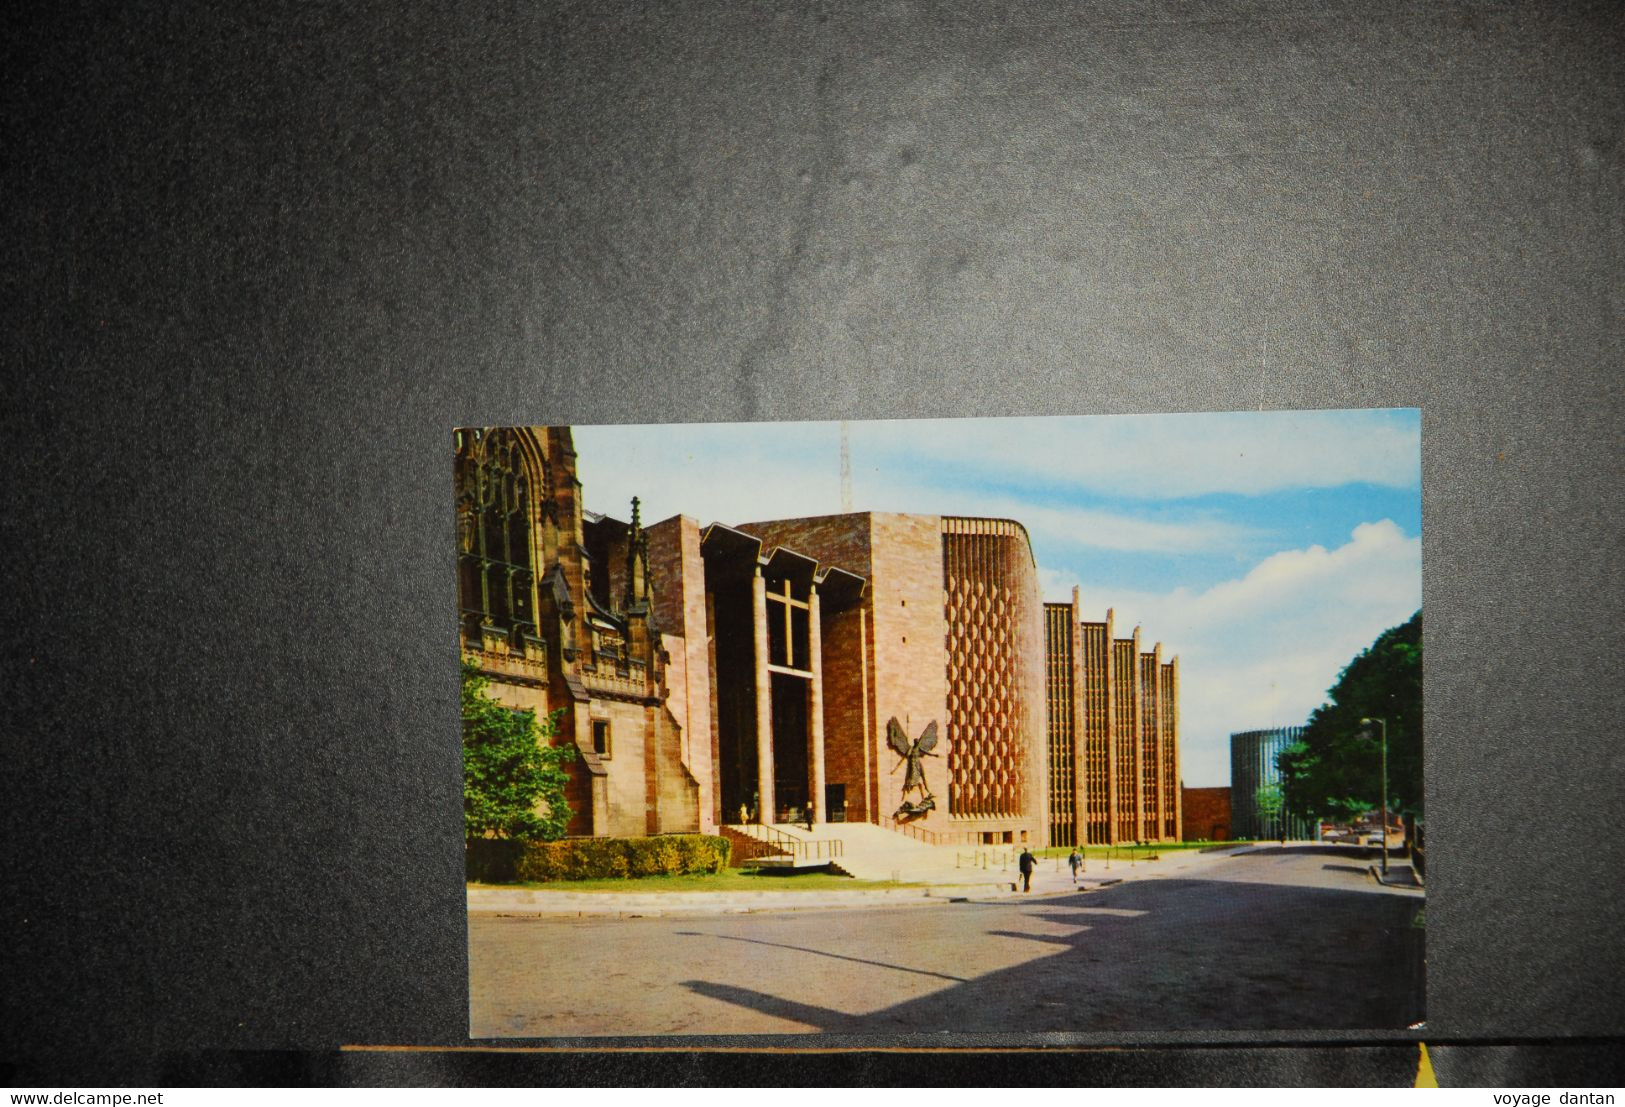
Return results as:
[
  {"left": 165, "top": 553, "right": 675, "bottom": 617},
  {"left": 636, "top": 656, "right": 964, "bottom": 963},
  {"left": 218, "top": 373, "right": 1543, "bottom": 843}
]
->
[
  {"left": 1279, "top": 611, "right": 1422, "bottom": 824},
  {"left": 462, "top": 658, "right": 575, "bottom": 842},
  {"left": 1254, "top": 782, "right": 1285, "bottom": 842}
]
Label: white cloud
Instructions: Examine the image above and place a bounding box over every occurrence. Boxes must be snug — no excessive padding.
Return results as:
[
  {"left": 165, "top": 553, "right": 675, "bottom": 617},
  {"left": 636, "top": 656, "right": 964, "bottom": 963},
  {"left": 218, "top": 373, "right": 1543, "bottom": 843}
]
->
[
  {"left": 934, "top": 494, "right": 1254, "bottom": 555},
  {"left": 1050, "top": 521, "right": 1422, "bottom": 786},
  {"left": 1037, "top": 566, "right": 1084, "bottom": 600}
]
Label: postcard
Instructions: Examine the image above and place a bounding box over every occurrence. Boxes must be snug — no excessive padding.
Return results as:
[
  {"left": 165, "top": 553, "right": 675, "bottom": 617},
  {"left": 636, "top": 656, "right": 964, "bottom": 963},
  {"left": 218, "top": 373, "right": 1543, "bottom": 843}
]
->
[{"left": 458, "top": 411, "right": 1424, "bottom": 1038}]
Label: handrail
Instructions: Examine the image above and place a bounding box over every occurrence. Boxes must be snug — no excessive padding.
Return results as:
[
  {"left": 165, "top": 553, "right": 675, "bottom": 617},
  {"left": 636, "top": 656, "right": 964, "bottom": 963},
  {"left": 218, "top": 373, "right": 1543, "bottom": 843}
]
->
[
  {"left": 877, "top": 814, "right": 942, "bottom": 846},
  {"left": 874, "top": 816, "right": 989, "bottom": 848},
  {"left": 876, "top": 817, "right": 1010, "bottom": 848},
  {"left": 718, "top": 826, "right": 790, "bottom": 865},
  {"left": 733, "top": 822, "right": 803, "bottom": 850},
  {"left": 723, "top": 823, "right": 844, "bottom": 861}
]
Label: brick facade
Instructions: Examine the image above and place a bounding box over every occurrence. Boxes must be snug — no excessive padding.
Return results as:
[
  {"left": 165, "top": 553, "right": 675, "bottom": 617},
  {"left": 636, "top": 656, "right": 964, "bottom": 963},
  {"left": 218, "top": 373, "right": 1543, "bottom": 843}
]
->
[
  {"left": 458, "top": 427, "right": 1183, "bottom": 853},
  {"left": 733, "top": 512, "right": 1048, "bottom": 846},
  {"left": 1182, "top": 786, "right": 1232, "bottom": 842}
]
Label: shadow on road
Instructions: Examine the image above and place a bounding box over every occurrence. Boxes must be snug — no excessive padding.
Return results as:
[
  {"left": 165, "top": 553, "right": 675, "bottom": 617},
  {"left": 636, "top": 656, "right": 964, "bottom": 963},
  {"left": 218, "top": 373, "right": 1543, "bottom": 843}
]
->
[
  {"left": 680, "top": 981, "right": 866, "bottom": 1033},
  {"left": 1244, "top": 843, "right": 1405, "bottom": 861},
  {"left": 983, "top": 928, "right": 1079, "bottom": 946},
  {"left": 676, "top": 875, "right": 1425, "bottom": 1034},
  {"left": 674, "top": 930, "right": 966, "bottom": 982}
]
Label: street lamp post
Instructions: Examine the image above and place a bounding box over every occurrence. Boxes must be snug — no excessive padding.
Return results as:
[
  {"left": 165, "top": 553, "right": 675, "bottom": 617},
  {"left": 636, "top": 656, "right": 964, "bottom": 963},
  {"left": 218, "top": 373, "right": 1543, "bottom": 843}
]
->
[{"left": 1360, "top": 716, "right": 1389, "bottom": 877}]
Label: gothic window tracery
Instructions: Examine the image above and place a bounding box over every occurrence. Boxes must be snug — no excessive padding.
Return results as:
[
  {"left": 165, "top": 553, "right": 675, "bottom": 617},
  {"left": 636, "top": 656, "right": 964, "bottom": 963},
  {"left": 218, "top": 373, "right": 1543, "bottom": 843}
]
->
[{"left": 456, "top": 428, "right": 545, "bottom": 641}]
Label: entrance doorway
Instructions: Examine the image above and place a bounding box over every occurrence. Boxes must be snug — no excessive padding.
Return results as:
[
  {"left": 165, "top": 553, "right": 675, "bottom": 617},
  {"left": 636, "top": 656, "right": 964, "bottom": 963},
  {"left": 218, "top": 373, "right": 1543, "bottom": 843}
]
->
[{"left": 770, "top": 672, "right": 809, "bottom": 822}]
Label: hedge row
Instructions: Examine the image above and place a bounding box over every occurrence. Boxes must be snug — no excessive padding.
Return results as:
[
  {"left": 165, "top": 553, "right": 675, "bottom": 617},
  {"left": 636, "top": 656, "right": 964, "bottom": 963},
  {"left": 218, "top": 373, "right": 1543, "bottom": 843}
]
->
[{"left": 467, "top": 834, "right": 731, "bottom": 883}]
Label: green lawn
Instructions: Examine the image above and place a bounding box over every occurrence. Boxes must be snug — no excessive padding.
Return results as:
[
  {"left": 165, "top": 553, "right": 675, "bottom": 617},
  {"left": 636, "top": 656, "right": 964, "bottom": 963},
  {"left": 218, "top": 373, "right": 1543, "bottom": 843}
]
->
[
  {"left": 1034, "top": 840, "right": 1256, "bottom": 861},
  {"left": 469, "top": 868, "right": 923, "bottom": 893}
]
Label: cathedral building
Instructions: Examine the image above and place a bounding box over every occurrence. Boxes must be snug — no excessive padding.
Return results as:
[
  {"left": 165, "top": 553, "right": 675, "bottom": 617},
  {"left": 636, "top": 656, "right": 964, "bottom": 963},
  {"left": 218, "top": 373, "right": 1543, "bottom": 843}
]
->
[
  {"left": 648, "top": 512, "right": 1048, "bottom": 846},
  {"left": 457, "top": 425, "right": 1184, "bottom": 849}
]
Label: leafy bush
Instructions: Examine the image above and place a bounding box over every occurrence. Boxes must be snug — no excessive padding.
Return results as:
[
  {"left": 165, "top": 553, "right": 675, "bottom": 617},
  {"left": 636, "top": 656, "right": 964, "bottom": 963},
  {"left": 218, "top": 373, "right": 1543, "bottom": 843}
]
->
[
  {"left": 465, "top": 839, "right": 527, "bottom": 884},
  {"left": 467, "top": 834, "right": 731, "bottom": 883},
  {"left": 462, "top": 658, "right": 575, "bottom": 842}
]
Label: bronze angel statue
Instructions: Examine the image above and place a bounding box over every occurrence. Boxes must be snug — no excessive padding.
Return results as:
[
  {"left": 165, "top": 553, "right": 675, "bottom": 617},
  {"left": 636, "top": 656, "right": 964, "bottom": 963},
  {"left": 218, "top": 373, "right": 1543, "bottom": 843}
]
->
[{"left": 887, "top": 716, "right": 939, "bottom": 819}]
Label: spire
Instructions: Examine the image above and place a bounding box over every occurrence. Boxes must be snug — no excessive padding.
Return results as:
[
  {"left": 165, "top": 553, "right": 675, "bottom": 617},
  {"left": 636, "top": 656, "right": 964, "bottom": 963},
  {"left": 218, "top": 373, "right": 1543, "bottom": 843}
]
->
[{"left": 624, "top": 496, "right": 649, "bottom": 611}]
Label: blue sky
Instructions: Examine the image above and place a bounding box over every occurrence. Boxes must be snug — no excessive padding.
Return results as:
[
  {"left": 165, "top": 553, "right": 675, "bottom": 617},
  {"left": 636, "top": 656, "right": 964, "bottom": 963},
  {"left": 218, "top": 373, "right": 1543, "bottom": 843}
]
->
[{"left": 573, "top": 410, "right": 1422, "bottom": 788}]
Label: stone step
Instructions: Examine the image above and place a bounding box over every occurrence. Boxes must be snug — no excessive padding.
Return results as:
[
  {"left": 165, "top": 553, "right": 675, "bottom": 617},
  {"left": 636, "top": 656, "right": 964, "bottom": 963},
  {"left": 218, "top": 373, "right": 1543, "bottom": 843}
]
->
[{"left": 721, "top": 821, "right": 1077, "bottom": 886}]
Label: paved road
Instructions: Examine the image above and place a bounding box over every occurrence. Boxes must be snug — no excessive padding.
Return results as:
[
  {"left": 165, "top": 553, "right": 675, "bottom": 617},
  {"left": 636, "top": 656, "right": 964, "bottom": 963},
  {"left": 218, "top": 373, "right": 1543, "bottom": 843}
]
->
[{"left": 468, "top": 845, "right": 1425, "bottom": 1038}]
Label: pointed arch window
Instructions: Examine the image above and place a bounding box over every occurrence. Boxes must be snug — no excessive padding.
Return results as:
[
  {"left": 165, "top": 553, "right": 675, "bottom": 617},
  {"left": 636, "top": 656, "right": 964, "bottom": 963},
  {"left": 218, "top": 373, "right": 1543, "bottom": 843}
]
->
[{"left": 455, "top": 428, "right": 546, "bottom": 641}]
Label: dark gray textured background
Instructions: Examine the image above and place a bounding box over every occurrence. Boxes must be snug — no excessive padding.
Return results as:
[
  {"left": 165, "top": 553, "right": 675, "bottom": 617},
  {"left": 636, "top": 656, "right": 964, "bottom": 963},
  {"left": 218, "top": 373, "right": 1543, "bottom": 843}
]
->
[{"left": 5, "top": 0, "right": 1621, "bottom": 1086}]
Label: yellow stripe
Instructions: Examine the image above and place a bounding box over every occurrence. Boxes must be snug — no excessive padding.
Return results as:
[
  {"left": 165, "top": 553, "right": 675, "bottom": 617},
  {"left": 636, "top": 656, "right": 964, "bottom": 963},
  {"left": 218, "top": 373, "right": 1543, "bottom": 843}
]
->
[{"left": 1416, "top": 1041, "right": 1440, "bottom": 1088}]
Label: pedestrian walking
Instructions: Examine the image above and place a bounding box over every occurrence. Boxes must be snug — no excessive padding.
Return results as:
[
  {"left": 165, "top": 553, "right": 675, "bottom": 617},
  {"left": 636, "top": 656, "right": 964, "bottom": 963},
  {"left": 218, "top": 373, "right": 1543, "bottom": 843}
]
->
[
  {"left": 1067, "top": 848, "right": 1082, "bottom": 885},
  {"left": 1018, "top": 847, "right": 1036, "bottom": 892}
]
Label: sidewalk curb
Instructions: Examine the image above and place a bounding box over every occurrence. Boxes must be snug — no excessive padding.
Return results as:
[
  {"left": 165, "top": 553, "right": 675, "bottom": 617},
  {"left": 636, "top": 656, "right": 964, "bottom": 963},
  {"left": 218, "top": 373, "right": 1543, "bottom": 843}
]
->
[
  {"left": 1367, "top": 864, "right": 1425, "bottom": 890},
  {"left": 467, "top": 877, "right": 1126, "bottom": 918},
  {"left": 470, "top": 885, "right": 993, "bottom": 918}
]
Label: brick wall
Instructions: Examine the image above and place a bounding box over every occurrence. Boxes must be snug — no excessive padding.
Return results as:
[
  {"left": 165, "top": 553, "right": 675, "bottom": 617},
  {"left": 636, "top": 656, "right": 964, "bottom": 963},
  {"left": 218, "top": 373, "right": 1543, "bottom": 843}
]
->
[
  {"left": 1079, "top": 619, "right": 1112, "bottom": 844},
  {"left": 1160, "top": 659, "right": 1180, "bottom": 840},
  {"left": 1112, "top": 637, "right": 1140, "bottom": 841},
  {"left": 738, "top": 511, "right": 1052, "bottom": 843},
  {"left": 1139, "top": 651, "right": 1161, "bottom": 839},
  {"left": 819, "top": 602, "right": 870, "bottom": 822},
  {"left": 738, "top": 513, "right": 962, "bottom": 832},
  {"left": 738, "top": 514, "right": 891, "bottom": 824},
  {"left": 865, "top": 514, "right": 953, "bottom": 831},
  {"left": 1044, "top": 603, "right": 1076, "bottom": 846},
  {"left": 739, "top": 513, "right": 876, "bottom": 579},
  {"left": 1182, "top": 786, "right": 1232, "bottom": 842}
]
